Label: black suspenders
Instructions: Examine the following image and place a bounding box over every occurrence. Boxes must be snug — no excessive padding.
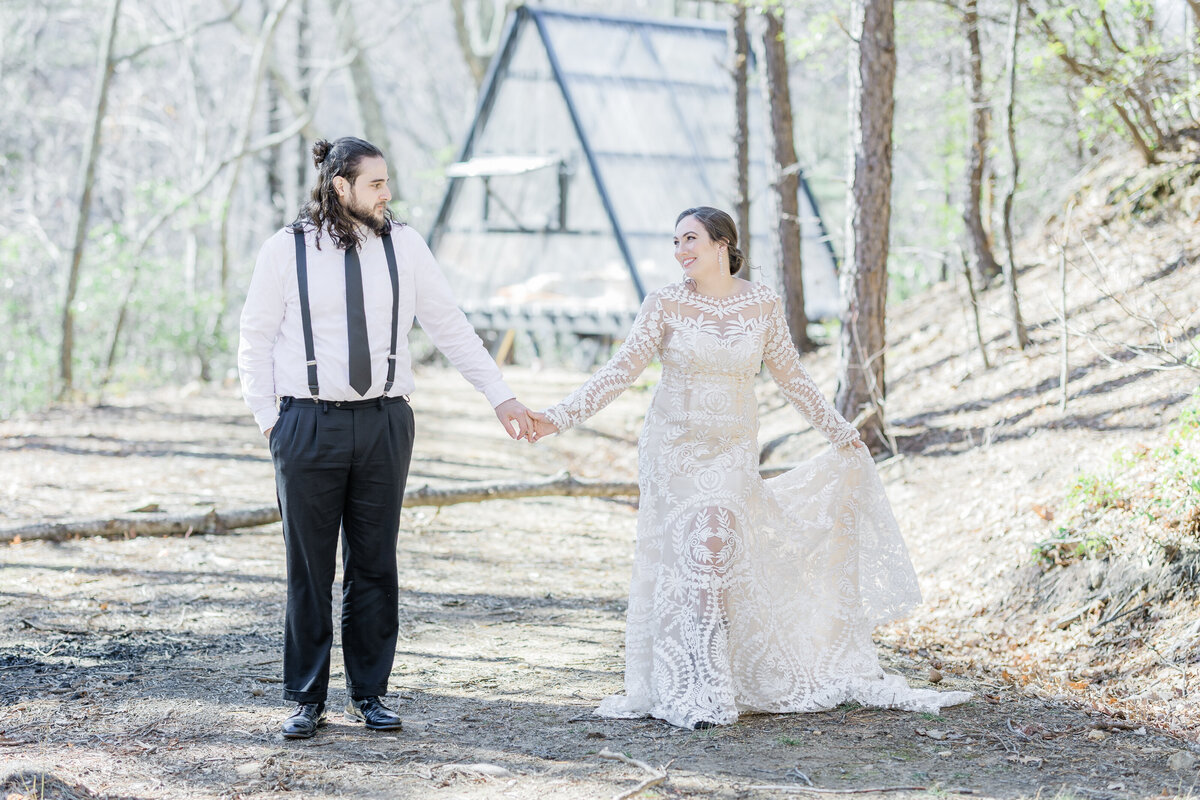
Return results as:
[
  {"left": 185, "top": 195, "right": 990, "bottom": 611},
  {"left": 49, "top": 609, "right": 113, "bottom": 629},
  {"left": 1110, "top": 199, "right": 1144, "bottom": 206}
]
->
[
  {"left": 292, "top": 227, "right": 320, "bottom": 399},
  {"left": 291, "top": 226, "right": 401, "bottom": 399},
  {"left": 380, "top": 231, "right": 401, "bottom": 396}
]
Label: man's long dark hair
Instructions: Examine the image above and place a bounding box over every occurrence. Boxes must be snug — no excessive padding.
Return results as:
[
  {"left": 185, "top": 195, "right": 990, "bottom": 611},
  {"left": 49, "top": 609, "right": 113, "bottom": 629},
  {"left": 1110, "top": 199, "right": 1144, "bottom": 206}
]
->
[{"left": 292, "top": 137, "right": 396, "bottom": 250}]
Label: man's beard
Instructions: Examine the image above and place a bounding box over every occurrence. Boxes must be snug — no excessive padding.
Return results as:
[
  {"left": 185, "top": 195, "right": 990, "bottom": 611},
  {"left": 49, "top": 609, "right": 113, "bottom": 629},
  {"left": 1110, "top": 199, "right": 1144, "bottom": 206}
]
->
[{"left": 345, "top": 193, "right": 388, "bottom": 232}]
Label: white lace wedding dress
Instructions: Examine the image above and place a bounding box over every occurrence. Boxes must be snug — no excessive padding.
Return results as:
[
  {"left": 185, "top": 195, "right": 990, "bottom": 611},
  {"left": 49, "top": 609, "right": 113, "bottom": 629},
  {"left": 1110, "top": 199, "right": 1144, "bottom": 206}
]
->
[{"left": 544, "top": 281, "right": 970, "bottom": 728}]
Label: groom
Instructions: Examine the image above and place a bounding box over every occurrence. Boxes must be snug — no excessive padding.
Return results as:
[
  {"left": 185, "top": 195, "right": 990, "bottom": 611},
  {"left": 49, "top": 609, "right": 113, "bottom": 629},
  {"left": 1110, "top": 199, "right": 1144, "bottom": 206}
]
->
[{"left": 238, "top": 136, "right": 534, "bottom": 739}]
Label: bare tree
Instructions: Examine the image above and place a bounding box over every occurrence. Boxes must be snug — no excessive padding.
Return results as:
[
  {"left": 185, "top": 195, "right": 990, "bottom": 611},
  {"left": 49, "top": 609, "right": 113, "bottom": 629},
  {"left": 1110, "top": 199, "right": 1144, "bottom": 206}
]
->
[
  {"left": 732, "top": 1, "right": 751, "bottom": 264},
  {"left": 962, "top": 0, "right": 1000, "bottom": 285},
  {"left": 265, "top": 73, "right": 287, "bottom": 225},
  {"left": 297, "top": 0, "right": 313, "bottom": 203},
  {"left": 836, "top": 0, "right": 896, "bottom": 454},
  {"left": 223, "top": 0, "right": 322, "bottom": 147},
  {"left": 59, "top": 0, "right": 123, "bottom": 399},
  {"left": 206, "top": 0, "right": 298, "bottom": 380},
  {"left": 61, "top": 0, "right": 251, "bottom": 399},
  {"left": 1000, "top": 0, "right": 1029, "bottom": 349},
  {"left": 101, "top": 68, "right": 331, "bottom": 391},
  {"left": 451, "top": 0, "right": 515, "bottom": 88},
  {"left": 330, "top": 0, "right": 396, "bottom": 189},
  {"left": 763, "top": 7, "right": 813, "bottom": 352}
]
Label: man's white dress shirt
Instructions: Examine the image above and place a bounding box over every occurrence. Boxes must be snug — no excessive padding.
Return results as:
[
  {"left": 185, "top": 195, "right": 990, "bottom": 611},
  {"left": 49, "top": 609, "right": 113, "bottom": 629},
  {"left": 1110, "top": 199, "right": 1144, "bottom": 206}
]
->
[{"left": 238, "top": 222, "right": 513, "bottom": 433}]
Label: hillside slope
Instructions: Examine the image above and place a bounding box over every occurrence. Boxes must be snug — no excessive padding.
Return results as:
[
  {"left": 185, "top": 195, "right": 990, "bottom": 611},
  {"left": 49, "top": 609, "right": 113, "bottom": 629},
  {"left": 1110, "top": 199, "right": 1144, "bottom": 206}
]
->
[{"left": 762, "top": 146, "right": 1200, "bottom": 738}]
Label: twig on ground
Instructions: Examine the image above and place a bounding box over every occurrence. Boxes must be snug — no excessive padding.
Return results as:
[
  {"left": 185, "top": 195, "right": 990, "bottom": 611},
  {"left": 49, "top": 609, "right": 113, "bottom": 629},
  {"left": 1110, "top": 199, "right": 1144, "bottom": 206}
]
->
[
  {"left": 613, "top": 774, "right": 665, "bottom": 800},
  {"left": 598, "top": 748, "right": 667, "bottom": 800},
  {"left": 959, "top": 247, "right": 991, "bottom": 370},
  {"left": 19, "top": 619, "right": 89, "bottom": 635},
  {"left": 788, "top": 767, "right": 815, "bottom": 785},
  {"left": 990, "top": 731, "right": 1019, "bottom": 753},
  {"left": 1006, "top": 718, "right": 1033, "bottom": 740},
  {"left": 1090, "top": 719, "right": 1143, "bottom": 732},
  {"left": 747, "top": 784, "right": 961, "bottom": 794}
]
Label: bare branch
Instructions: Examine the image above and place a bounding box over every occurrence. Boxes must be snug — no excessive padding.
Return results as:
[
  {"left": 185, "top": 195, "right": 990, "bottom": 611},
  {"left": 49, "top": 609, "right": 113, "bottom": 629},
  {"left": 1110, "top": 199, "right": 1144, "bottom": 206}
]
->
[
  {"left": 117, "top": 2, "right": 246, "bottom": 62},
  {"left": 597, "top": 748, "right": 667, "bottom": 800}
]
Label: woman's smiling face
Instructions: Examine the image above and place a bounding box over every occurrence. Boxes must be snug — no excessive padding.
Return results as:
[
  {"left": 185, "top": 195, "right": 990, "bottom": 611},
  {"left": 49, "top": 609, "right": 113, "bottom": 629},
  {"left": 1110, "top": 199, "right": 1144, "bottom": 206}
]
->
[{"left": 674, "top": 214, "right": 723, "bottom": 282}]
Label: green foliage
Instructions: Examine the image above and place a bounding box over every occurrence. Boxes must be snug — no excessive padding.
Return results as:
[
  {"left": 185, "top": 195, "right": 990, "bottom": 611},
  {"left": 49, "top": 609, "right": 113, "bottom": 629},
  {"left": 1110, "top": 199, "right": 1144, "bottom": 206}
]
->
[
  {"left": 0, "top": 232, "right": 58, "bottom": 417},
  {"left": 1066, "top": 472, "right": 1128, "bottom": 510},
  {"left": 1032, "top": 527, "right": 1115, "bottom": 566},
  {"left": 3, "top": 168, "right": 251, "bottom": 415},
  {"left": 1033, "top": 390, "right": 1200, "bottom": 567},
  {"left": 1030, "top": 0, "right": 1196, "bottom": 157},
  {"left": 1187, "top": 337, "right": 1200, "bottom": 369}
]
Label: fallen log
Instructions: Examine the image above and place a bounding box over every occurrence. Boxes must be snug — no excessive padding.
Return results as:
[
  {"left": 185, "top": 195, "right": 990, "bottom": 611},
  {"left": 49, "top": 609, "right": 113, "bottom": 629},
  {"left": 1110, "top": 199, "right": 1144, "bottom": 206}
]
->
[
  {"left": 0, "top": 467, "right": 797, "bottom": 545},
  {"left": 0, "top": 506, "right": 282, "bottom": 545}
]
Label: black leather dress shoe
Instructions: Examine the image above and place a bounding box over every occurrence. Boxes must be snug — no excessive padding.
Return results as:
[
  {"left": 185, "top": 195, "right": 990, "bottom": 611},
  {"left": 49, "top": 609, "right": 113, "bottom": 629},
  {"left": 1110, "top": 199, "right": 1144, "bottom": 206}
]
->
[
  {"left": 344, "top": 696, "right": 403, "bottom": 730},
  {"left": 281, "top": 702, "right": 325, "bottom": 739}
]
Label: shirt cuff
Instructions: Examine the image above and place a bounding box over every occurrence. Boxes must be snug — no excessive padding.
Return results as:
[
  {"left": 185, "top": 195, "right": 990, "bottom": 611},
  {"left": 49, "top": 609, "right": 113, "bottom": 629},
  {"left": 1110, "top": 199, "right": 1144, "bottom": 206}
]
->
[
  {"left": 482, "top": 381, "right": 516, "bottom": 409},
  {"left": 253, "top": 406, "right": 279, "bottom": 435}
]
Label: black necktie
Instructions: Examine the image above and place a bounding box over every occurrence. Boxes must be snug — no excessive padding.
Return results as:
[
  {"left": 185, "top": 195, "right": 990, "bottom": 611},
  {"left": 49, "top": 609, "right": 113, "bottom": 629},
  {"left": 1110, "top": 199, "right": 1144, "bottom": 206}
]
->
[{"left": 345, "top": 247, "right": 372, "bottom": 396}]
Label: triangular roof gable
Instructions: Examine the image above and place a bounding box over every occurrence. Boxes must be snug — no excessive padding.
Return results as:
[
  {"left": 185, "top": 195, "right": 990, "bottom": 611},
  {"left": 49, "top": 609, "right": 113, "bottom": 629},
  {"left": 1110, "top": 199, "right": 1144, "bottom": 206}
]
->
[
  {"left": 429, "top": 6, "right": 644, "bottom": 296},
  {"left": 428, "top": 5, "right": 842, "bottom": 330}
]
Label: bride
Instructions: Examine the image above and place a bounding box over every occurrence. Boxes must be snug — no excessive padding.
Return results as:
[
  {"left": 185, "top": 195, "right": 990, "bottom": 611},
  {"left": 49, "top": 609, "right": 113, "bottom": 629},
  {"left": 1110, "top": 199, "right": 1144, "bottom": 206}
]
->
[{"left": 529, "top": 207, "right": 969, "bottom": 729}]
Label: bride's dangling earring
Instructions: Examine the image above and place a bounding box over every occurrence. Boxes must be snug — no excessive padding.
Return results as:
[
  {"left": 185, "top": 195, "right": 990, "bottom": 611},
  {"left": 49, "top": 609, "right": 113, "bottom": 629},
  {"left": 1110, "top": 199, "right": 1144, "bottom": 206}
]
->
[{"left": 719, "top": 247, "right": 727, "bottom": 274}]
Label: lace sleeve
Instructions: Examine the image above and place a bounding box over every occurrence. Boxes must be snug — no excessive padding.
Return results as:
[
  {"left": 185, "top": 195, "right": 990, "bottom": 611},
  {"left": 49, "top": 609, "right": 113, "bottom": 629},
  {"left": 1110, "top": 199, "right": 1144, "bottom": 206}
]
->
[
  {"left": 544, "top": 293, "right": 665, "bottom": 433},
  {"left": 762, "top": 295, "right": 860, "bottom": 447}
]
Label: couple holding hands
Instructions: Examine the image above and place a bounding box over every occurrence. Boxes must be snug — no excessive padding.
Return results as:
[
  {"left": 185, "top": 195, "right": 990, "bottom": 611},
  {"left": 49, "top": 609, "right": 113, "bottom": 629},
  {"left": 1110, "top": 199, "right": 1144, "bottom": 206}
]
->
[{"left": 237, "top": 136, "right": 968, "bottom": 740}]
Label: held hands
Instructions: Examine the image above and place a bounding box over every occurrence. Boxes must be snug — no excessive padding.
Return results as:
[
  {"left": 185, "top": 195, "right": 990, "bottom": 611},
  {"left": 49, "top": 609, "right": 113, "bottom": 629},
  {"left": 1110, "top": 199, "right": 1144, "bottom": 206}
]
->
[
  {"left": 494, "top": 398, "right": 559, "bottom": 443},
  {"left": 494, "top": 398, "right": 535, "bottom": 441},
  {"left": 526, "top": 410, "right": 559, "bottom": 443}
]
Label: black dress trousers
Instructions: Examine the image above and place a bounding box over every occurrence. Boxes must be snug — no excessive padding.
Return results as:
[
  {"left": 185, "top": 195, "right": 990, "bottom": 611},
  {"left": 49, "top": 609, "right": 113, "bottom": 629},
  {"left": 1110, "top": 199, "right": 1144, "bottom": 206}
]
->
[{"left": 269, "top": 396, "right": 415, "bottom": 704}]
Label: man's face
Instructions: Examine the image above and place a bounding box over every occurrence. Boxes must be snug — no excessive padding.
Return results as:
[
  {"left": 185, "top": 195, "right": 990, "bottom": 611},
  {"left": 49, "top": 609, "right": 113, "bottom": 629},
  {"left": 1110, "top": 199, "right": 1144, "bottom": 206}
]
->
[{"left": 336, "top": 156, "right": 391, "bottom": 226}]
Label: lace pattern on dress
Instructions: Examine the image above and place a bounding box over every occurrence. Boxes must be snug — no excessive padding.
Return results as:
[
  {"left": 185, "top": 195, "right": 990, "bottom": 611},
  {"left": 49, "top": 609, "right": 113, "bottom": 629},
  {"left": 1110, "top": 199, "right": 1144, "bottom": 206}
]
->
[{"left": 545, "top": 281, "right": 969, "bottom": 728}]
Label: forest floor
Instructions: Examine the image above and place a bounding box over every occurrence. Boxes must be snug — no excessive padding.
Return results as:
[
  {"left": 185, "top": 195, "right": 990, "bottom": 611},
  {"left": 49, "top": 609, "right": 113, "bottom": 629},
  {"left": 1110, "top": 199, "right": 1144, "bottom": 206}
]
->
[{"left": 2, "top": 154, "right": 1199, "bottom": 799}]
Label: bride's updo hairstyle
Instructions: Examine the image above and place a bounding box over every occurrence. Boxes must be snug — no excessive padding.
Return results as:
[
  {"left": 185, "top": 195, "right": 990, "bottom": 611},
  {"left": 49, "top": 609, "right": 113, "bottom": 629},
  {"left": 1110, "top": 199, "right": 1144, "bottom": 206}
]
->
[{"left": 675, "top": 206, "right": 745, "bottom": 275}]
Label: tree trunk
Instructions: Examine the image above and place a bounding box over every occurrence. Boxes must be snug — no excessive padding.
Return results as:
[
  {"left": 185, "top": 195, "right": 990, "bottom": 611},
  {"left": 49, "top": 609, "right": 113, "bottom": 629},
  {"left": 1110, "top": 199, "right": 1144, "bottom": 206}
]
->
[
  {"left": 297, "top": 0, "right": 312, "bottom": 201},
  {"left": 1000, "top": 0, "right": 1029, "bottom": 350},
  {"left": 208, "top": 0, "right": 296, "bottom": 381},
  {"left": 733, "top": 2, "right": 751, "bottom": 265},
  {"left": 451, "top": 0, "right": 489, "bottom": 87},
  {"left": 330, "top": 0, "right": 397, "bottom": 190},
  {"left": 223, "top": 0, "right": 321, "bottom": 149},
  {"left": 836, "top": 0, "right": 895, "bottom": 455},
  {"left": 962, "top": 0, "right": 1000, "bottom": 285},
  {"left": 960, "top": 248, "right": 991, "bottom": 369},
  {"left": 59, "top": 0, "right": 123, "bottom": 399},
  {"left": 763, "top": 9, "right": 813, "bottom": 352},
  {"left": 451, "top": 0, "right": 512, "bottom": 88},
  {"left": 265, "top": 74, "right": 286, "bottom": 226}
]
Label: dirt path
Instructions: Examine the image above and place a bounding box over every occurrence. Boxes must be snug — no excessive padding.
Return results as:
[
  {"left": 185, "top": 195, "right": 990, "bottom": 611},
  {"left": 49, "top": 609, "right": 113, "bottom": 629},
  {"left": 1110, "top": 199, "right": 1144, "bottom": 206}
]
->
[{"left": 1, "top": 365, "right": 1197, "bottom": 800}]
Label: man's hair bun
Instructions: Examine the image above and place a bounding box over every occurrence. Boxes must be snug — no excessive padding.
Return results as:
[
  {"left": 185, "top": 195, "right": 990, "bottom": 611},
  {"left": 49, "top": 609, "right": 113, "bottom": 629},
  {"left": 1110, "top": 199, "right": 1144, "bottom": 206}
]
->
[{"left": 311, "top": 139, "right": 332, "bottom": 168}]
